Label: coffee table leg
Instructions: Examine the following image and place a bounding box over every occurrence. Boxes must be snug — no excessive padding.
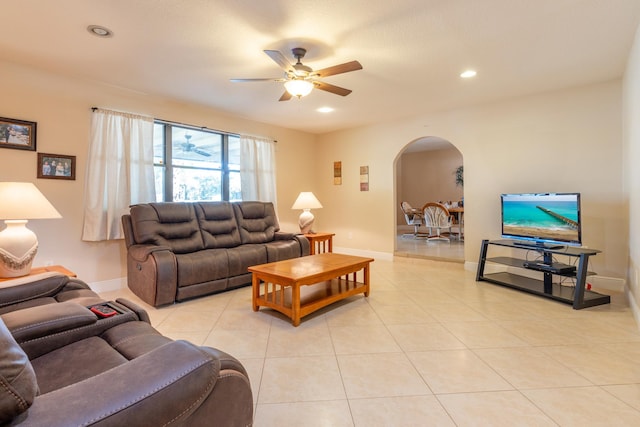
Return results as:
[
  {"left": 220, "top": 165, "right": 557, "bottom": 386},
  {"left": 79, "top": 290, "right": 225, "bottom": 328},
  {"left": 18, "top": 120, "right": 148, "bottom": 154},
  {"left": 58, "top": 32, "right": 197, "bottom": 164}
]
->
[
  {"left": 252, "top": 274, "right": 260, "bottom": 311},
  {"left": 292, "top": 284, "right": 301, "bottom": 326}
]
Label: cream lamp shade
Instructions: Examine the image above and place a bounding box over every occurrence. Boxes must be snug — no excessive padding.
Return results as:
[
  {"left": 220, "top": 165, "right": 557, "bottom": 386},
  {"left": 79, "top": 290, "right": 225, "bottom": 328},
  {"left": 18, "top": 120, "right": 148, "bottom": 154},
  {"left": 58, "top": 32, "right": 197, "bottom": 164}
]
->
[
  {"left": 291, "top": 192, "right": 323, "bottom": 234},
  {"left": 0, "top": 182, "right": 62, "bottom": 278},
  {"left": 284, "top": 79, "right": 314, "bottom": 98}
]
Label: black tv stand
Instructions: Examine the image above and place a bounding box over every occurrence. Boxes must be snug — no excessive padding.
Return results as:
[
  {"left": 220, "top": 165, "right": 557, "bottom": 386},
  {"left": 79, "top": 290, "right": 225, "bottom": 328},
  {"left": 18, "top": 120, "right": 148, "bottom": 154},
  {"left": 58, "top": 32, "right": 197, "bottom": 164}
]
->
[{"left": 476, "top": 239, "right": 610, "bottom": 309}]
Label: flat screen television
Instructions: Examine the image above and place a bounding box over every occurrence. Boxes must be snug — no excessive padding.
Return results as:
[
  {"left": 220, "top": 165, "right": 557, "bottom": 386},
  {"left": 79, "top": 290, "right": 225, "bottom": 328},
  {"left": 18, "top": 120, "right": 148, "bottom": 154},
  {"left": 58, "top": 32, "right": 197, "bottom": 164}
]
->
[{"left": 501, "top": 193, "right": 582, "bottom": 248}]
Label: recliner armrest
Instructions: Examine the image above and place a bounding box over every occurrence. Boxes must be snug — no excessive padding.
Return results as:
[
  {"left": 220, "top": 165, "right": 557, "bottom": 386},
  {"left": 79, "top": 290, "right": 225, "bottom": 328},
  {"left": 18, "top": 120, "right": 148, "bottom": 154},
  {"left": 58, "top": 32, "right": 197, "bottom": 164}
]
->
[
  {"left": 274, "top": 231, "right": 296, "bottom": 240},
  {"left": 1, "top": 302, "right": 96, "bottom": 343},
  {"left": 127, "top": 244, "right": 173, "bottom": 262},
  {"left": 293, "top": 234, "right": 311, "bottom": 256},
  {"left": 114, "top": 298, "right": 151, "bottom": 324},
  {"left": 0, "top": 274, "right": 71, "bottom": 309},
  {"left": 16, "top": 341, "right": 236, "bottom": 427}
]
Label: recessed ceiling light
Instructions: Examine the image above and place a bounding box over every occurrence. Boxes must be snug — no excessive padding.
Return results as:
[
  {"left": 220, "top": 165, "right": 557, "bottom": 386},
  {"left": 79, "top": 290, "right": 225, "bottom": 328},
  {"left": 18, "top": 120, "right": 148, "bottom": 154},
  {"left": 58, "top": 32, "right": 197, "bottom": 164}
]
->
[
  {"left": 460, "top": 70, "right": 477, "bottom": 78},
  {"left": 87, "top": 25, "right": 113, "bottom": 38},
  {"left": 317, "top": 107, "right": 334, "bottom": 113}
]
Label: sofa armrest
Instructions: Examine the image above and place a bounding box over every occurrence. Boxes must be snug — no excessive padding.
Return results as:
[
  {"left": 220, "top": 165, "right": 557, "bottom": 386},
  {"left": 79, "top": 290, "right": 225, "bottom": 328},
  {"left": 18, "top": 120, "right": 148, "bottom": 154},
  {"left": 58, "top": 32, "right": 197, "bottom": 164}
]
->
[
  {"left": 272, "top": 232, "right": 311, "bottom": 256},
  {"left": 114, "top": 298, "right": 151, "bottom": 323},
  {"left": 0, "top": 274, "right": 71, "bottom": 309},
  {"left": 1, "top": 302, "right": 97, "bottom": 343},
  {"left": 274, "top": 231, "right": 296, "bottom": 240},
  {"left": 127, "top": 244, "right": 172, "bottom": 262},
  {"left": 126, "top": 244, "right": 178, "bottom": 307},
  {"left": 293, "top": 234, "right": 311, "bottom": 256},
  {"left": 15, "top": 341, "right": 252, "bottom": 427}
]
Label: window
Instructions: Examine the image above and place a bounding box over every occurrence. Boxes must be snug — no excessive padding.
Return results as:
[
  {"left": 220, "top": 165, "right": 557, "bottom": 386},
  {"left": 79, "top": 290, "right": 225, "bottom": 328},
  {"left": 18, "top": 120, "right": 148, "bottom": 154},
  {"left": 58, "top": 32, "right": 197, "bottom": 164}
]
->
[{"left": 153, "top": 122, "right": 241, "bottom": 202}]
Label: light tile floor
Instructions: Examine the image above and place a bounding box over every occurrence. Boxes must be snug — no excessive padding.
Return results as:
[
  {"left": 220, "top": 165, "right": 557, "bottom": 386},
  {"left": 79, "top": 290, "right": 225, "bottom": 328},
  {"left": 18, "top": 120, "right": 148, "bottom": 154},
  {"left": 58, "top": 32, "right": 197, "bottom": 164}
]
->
[
  {"left": 395, "top": 229, "right": 465, "bottom": 263},
  {"left": 100, "top": 257, "right": 640, "bottom": 426}
]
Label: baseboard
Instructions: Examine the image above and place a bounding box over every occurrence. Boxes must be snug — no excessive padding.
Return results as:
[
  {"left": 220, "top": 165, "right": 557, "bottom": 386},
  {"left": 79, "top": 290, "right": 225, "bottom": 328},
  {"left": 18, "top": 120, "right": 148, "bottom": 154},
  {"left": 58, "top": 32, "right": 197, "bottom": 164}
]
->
[
  {"left": 625, "top": 287, "right": 640, "bottom": 330},
  {"left": 464, "top": 261, "right": 479, "bottom": 273},
  {"left": 587, "top": 276, "right": 626, "bottom": 293},
  {"left": 332, "top": 247, "right": 393, "bottom": 261},
  {"left": 88, "top": 277, "right": 126, "bottom": 293}
]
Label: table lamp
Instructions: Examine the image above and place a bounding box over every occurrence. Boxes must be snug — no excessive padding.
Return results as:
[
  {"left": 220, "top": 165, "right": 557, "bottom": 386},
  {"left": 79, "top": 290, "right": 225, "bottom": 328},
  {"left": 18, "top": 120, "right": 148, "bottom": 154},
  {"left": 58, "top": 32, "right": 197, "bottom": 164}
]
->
[
  {"left": 0, "top": 182, "right": 62, "bottom": 278},
  {"left": 291, "top": 192, "right": 323, "bottom": 234}
]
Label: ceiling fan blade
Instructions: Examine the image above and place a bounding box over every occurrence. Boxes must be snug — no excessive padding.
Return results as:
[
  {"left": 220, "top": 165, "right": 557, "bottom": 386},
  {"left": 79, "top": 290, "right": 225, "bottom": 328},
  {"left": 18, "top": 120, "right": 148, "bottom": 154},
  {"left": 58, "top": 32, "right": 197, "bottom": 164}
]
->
[
  {"left": 264, "top": 50, "right": 293, "bottom": 71},
  {"left": 279, "top": 91, "right": 293, "bottom": 101},
  {"left": 230, "top": 78, "right": 284, "bottom": 82},
  {"left": 314, "top": 60, "right": 362, "bottom": 78},
  {"left": 314, "top": 81, "right": 352, "bottom": 96}
]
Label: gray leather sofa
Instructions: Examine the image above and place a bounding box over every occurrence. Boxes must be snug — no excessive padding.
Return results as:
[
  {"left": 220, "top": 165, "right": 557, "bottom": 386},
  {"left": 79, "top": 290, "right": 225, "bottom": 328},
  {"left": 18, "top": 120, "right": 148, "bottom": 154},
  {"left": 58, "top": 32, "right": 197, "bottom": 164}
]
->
[
  {"left": 122, "top": 201, "right": 310, "bottom": 307},
  {"left": 0, "top": 274, "right": 254, "bottom": 426}
]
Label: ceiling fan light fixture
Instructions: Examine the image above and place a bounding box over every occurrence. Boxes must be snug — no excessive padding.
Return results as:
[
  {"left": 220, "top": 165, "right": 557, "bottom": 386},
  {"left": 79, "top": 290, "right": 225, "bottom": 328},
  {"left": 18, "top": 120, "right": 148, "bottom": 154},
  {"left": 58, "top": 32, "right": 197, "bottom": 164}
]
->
[
  {"left": 460, "top": 69, "right": 477, "bottom": 78},
  {"left": 284, "top": 79, "right": 314, "bottom": 98}
]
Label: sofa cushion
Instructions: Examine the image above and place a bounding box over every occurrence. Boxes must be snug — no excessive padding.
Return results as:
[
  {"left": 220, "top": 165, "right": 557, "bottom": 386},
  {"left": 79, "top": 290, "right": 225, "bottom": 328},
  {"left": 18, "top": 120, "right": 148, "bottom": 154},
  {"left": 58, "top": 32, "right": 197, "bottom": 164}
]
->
[
  {"left": 227, "top": 244, "right": 268, "bottom": 277},
  {"left": 233, "top": 201, "right": 279, "bottom": 244},
  {"left": 195, "top": 202, "right": 242, "bottom": 249},
  {"left": 265, "top": 239, "right": 304, "bottom": 262},
  {"left": 129, "top": 203, "right": 204, "bottom": 254},
  {"left": 31, "top": 336, "right": 128, "bottom": 394},
  {"left": 176, "top": 250, "right": 230, "bottom": 287},
  {"left": 0, "top": 318, "right": 38, "bottom": 424}
]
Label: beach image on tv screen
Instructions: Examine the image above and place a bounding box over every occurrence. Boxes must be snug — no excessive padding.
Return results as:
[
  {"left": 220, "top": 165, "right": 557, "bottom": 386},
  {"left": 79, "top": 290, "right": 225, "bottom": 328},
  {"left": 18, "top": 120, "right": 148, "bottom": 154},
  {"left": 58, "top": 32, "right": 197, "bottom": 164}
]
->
[{"left": 502, "top": 194, "right": 580, "bottom": 242}]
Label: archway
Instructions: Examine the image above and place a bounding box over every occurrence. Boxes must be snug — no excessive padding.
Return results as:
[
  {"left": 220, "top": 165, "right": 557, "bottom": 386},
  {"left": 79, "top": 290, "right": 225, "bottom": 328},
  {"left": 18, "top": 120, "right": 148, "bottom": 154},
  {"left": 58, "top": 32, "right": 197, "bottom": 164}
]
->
[{"left": 394, "top": 136, "right": 465, "bottom": 262}]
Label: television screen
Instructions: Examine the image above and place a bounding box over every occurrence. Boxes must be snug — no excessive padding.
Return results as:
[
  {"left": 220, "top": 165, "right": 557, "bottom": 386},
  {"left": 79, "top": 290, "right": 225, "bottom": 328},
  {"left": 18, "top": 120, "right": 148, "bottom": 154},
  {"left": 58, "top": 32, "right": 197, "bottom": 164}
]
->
[{"left": 501, "top": 193, "right": 582, "bottom": 247}]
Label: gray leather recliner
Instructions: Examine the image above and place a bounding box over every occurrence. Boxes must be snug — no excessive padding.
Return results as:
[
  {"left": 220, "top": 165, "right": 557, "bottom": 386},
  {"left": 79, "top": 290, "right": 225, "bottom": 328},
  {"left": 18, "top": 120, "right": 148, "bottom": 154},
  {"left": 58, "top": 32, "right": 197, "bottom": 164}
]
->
[{"left": 0, "top": 274, "right": 254, "bottom": 426}]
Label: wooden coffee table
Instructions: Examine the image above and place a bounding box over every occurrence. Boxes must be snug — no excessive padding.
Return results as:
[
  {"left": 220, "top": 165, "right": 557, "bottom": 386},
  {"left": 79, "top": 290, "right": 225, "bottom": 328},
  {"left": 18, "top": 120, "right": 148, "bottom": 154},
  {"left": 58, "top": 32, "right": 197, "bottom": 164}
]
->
[{"left": 249, "top": 253, "right": 374, "bottom": 326}]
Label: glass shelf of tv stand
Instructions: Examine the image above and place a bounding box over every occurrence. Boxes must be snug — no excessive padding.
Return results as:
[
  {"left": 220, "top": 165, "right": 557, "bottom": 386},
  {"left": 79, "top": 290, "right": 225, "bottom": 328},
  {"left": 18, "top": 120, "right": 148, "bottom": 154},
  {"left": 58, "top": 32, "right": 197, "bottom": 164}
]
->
[
  {"left": 476, "top": 239, "right": 610, "bottom": 309},
  {"left": 487, "top": 239, "right": 601, "bottom": 257}
]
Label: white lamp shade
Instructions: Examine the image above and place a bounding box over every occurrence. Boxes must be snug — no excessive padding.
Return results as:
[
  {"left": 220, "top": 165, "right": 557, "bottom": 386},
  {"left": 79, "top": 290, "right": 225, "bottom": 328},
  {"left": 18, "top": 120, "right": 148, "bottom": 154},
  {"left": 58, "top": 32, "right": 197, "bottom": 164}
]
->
[
  {"left": 284, "top": 79, "right": 314, "bottom": 98},
  {"left": 0, "top": 182, "right": 61, "bottom": 277},
  {"left": 0, "top": 182, "right": 62, "bottom": 219},
  {"left": 291, "top": 192, "right": 323, "bottom": 210}
]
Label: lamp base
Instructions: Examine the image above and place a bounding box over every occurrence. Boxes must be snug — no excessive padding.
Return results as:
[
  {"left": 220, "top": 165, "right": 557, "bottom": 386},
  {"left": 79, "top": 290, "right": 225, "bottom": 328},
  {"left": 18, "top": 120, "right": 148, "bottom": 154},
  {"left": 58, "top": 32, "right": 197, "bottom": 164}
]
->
[
  {"left": 298, "top": 210, "right": 315, "bottom": 234},
  {"left": 0, "top": 220, "right": 38, "bottom": 278}
]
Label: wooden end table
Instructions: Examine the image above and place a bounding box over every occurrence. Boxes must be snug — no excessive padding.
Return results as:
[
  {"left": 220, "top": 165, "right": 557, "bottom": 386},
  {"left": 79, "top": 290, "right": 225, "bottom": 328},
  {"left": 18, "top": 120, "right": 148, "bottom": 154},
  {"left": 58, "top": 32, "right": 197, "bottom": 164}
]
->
[
  {"left": 0, "top": 265, "right": 76, "bottom": 282},
  {"left": 304, "top": 232, "right": 334, "bottom": 255},
  {"left": 249, "top": 253, "right": 373, "bottom": 326}
]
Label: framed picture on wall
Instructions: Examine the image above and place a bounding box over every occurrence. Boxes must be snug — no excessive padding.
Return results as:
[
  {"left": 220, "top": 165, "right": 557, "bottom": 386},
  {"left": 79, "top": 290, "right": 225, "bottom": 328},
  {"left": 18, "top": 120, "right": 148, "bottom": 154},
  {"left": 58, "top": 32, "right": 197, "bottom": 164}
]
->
[
  {"left": 37, "top": 152, "right": 76, "bottom": 180},
  {"left": 0, "top": 117, "right": 37, "bottom": 151}
]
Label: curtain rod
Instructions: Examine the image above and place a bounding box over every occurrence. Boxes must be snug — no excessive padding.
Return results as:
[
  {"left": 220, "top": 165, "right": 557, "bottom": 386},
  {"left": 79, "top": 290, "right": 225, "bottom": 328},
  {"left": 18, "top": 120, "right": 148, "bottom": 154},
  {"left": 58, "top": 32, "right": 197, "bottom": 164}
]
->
[
  {"left": 91, "top": 107, "right": 276, "bottom": 142},
  {"left": 154, "top": 117, "right": 240, "bottom": 137}
]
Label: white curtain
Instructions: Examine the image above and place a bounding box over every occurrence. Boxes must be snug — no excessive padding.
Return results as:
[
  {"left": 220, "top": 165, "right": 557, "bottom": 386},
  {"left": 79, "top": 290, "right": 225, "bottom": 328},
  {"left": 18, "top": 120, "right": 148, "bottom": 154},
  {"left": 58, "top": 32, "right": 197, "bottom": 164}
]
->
[
  {"left": 82, "top": 108, "right": 155, "bottom": 241},
  {"left": 240, "top": 134, "right": 277, "bottom": 207}
]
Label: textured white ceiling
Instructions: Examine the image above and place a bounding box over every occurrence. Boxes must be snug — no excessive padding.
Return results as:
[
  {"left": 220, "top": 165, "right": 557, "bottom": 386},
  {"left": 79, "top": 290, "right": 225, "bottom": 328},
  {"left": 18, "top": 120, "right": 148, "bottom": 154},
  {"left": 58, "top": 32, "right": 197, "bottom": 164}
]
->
[{"left": 2, "top": 0, "right": 639, "bottom": 134}]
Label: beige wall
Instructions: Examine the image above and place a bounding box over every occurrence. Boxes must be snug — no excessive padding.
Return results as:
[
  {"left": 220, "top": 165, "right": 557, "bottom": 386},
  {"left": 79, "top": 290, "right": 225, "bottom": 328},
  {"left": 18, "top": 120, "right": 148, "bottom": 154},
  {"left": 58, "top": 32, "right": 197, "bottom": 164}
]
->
[
  {"left": 0, "top": 60, "right": 316, "bottom": 285},
  {"left": 317, "top": 80, "right": 626, "bottom": 279},
  {"left": 0, "top": 57, "right": 632, "bottom": 289},
  {"left": 623, "top": 23, "right": 640, "bottom": 319},
  {"left": 397, "top": 146, "right": 463, "bottom": 225}
]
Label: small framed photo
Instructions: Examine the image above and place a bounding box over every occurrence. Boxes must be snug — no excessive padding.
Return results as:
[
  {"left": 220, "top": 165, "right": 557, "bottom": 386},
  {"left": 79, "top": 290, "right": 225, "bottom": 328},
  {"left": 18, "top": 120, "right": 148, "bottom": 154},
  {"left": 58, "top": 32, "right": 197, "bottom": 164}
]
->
[
  {"left": 0, "top": 117, "right": 37, "bottom": 151},
  {"left": 37, "top": 153, "right": 76, "bottom": 180}
]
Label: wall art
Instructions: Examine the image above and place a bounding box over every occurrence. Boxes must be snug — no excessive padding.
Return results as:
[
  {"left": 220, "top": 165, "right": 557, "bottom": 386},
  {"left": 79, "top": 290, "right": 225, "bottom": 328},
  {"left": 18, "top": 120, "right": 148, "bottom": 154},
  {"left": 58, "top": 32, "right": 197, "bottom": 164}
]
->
[{"left": 0, "top": 117, "right": 36, "bottom": 151}]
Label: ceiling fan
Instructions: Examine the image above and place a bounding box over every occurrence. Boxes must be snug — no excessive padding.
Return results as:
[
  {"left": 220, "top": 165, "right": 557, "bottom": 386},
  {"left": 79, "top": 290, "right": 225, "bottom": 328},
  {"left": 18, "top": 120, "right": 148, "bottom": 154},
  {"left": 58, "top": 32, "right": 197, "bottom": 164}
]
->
[
  {"left": 231, "top": 47, "right": 363, "bottom": 101},
  {"left": 177, "top": 134, "right": 211, "bottom": 157}
]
